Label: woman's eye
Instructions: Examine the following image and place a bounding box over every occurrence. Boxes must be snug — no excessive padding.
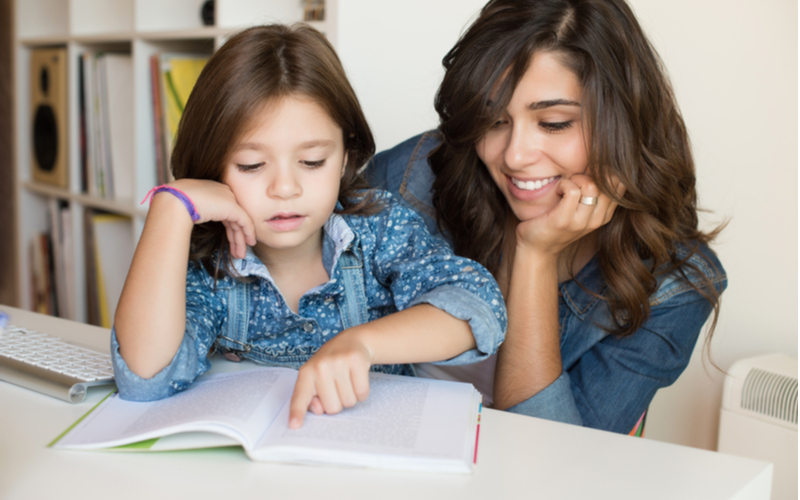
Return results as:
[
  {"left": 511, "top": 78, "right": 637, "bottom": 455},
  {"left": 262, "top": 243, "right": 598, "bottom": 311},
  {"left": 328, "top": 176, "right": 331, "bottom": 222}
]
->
[
  {"left": 237, "top": 162, "right": 264, "bottom": 172},
  {"left": 490, "top": 119, "right": 509, "bottom": 129},
  {"left": 540, "top": 121, "right": 573, "bottom": 133},
  {"left": 302, "top": 159, "right": 327, "bottom": 168}
]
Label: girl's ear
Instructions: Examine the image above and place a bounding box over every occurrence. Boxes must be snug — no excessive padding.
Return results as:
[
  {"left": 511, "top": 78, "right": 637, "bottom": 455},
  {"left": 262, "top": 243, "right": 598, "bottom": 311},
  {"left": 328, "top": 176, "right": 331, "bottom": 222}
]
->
[{"left": 341, "top": 152, "right": 348, "bottom": 178}]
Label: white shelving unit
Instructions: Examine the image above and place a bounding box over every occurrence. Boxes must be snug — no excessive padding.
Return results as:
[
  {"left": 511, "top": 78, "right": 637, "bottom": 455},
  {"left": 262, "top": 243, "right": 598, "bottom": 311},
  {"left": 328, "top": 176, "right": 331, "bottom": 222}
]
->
[{"left": 13, "top": 0, "right": 335, "bottom": 323}]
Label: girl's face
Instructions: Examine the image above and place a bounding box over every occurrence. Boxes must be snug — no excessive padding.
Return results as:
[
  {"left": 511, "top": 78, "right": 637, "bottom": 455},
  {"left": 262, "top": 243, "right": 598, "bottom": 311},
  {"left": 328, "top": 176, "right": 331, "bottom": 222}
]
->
[
  {"left": 224, "top": 95, "right": 346, "bottom": 259},
  {"left": 476, "top": 51, "right": 590, "bottom": 221}
]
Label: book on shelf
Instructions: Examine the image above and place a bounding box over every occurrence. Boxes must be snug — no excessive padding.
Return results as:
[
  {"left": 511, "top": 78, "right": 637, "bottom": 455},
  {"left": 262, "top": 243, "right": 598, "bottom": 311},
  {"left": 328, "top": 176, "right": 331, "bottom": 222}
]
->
[
  {"left": 84, "top": 212, "right": 134, "bottom": 328},
  {"left": 46, "top": 199, "right": 75, "bottom": 320},
  {"left": 102, "top": 54, "right": 134, "bottom": 201},
  {"left": 79, "top": 52, "right": 134, "bottom": 200},
  {"left": 51, "top": 367, "right": 482, "bottom": 474},
  {"left": 153, "top": 53, "right": 208, "bottom": 181},
  {"left": 29, "top": 233, "right": 55, "bottom": 316},
  {"left": 149, "top": 54, "right": 166, "bottom": 186},
  {"left": 83, "top": 210, "right": 100, "bottom": 326}
]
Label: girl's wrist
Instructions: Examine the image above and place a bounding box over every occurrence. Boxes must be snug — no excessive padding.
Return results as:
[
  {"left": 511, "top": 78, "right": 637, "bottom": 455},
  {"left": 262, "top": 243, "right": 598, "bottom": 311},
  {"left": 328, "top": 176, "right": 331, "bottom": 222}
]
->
[
  {"left": 141, "top": 184, "right": 201, "bottom": 223},
  {"left": 147, "top": 189, "right": 198, "bottom": 229}
]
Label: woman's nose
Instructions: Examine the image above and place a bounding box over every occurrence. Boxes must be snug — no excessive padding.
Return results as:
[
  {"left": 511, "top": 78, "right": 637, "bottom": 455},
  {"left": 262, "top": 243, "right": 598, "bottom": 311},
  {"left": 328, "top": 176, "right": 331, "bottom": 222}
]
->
[
  {"left": 268, "top": 166, "right": 301, "bottom": 199},
  {"left": 503, "top": 123, "right": 542, "bottom": 171}
]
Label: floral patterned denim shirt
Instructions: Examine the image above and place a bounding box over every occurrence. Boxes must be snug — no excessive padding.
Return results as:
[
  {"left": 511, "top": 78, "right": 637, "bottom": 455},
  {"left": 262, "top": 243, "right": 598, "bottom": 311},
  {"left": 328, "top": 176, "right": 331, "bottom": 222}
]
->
[
  {"left": 366, "top": 132, "right": 728, "bottom": 434},
  {"left": 111, "top": 191, "right": 508, "bottom": 401}
]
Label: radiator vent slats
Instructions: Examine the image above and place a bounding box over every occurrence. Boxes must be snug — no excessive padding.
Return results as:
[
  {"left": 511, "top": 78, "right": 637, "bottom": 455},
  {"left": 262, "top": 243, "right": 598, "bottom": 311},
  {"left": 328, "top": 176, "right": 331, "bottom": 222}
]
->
[{"left": 741, "top": 368, "right": 798, "bottom": 424}]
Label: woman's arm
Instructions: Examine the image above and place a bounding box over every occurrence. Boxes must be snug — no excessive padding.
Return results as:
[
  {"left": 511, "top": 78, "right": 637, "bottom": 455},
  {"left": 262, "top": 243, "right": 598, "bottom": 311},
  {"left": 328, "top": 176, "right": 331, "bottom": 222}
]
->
[
  {"left": 505, "top": 273, "right": 726, "bottom": 432},
  {"left": 493, "top": 175, "right": 619, "bottom": 410},
  {"left": 114, "top": 179, "right": 256, "bottom": 379}
]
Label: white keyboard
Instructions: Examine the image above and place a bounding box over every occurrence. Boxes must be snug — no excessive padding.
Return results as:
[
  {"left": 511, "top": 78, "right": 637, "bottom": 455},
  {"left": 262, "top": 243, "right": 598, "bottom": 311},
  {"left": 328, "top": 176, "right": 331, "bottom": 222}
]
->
[{"left": 0, "top": 324, "right": 115, "bottom": 403}]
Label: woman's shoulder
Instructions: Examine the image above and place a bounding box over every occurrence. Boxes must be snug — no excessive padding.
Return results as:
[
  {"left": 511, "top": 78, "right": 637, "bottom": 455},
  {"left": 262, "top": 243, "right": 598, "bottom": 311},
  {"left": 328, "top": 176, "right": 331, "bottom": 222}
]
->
[
  {"left": 366, "top": 130, "right": 442, "bottom": 191},
  {"left": 364, "top": 132, "right": 444, "bottom": 239},
  {"left": 650, "top": 241, "right": 727, "bottom": 307}
]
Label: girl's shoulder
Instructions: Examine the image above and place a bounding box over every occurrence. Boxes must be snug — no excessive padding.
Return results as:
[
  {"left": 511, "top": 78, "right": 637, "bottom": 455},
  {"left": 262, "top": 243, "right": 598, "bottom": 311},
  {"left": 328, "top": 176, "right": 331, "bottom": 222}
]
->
[{"left": 650, "top": 242, "right": 727, "bottom": 307}]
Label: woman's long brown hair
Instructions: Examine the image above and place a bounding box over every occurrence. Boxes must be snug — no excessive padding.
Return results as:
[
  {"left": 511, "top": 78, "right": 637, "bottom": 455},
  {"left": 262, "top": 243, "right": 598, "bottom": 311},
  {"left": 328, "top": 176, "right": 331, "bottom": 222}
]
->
[
  {"left": 170, "top": 24, "right": 380, "bottom": 279},
  {"left": 431, "top": 0, "right": 724, "bottom": 337}
]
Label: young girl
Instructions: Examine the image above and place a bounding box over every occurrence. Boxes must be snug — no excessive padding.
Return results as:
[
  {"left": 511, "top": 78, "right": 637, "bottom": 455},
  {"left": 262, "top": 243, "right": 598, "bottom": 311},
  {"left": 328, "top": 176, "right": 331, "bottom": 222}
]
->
[{"left": 112, "top": 24, "right": 506, "bottom": 429}]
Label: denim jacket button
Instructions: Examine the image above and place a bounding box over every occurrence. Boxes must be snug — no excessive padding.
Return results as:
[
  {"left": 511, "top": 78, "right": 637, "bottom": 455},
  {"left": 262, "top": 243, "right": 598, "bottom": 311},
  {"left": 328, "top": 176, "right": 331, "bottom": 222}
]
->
[{"left": 303, "top": 323, "right": 314, "bottom": 333}]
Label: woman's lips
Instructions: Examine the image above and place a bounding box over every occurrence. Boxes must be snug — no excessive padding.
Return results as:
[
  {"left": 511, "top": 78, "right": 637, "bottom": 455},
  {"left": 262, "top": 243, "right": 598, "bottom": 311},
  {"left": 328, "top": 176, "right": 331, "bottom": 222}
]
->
[
  {"left": 266, "top": 213, "right": 306, "bottom": 231},
  {"left": 507, "top": 175, "right": 560, "bottom": 201}
]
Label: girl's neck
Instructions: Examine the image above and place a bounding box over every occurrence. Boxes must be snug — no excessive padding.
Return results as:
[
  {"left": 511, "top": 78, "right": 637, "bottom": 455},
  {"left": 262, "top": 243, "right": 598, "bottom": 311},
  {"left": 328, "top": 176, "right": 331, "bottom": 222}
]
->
[{"left": 253, "top": 230, "right": 329, "bottom": 312}]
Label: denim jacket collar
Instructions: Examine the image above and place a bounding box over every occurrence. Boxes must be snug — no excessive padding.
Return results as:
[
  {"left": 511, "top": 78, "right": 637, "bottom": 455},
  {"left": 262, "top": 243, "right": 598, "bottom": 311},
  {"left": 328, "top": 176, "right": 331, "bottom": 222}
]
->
[
  {"left": 231, "top": 212, "right": 357, "bottom": 282},
  {"left": 559, "top": 254, "right": 607, "bottom": 321}
]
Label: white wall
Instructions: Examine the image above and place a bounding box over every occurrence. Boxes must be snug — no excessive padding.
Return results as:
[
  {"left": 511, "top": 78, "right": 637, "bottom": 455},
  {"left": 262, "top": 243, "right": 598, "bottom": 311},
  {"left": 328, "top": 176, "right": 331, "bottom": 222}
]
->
[
  {"left": 338, "top": 0, "right": 798, "bottom": 451},
  {"left": 629, "top": 0, "right": 798, "bottom": 450},
  {"left": 336, "top": 0, "right": 487, "bottom": 152}
]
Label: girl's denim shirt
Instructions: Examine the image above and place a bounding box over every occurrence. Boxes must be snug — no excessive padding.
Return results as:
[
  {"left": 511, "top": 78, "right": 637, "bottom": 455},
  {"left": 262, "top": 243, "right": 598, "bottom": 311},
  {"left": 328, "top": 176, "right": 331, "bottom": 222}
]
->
[
  {"left": 366, "top": 132, "right": 728, "bottom": 434},
  {"left": 111, "top": 191, "right": 507, "bottom": 401}
]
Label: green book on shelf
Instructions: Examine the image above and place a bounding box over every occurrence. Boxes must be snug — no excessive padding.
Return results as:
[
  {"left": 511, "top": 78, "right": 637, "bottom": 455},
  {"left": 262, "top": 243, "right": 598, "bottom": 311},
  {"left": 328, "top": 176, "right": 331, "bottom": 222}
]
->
[
  {"left": 50, "top": 367, "right": 482, "bottom": 474},
  {"left": 158, "top": 54, "right": 208, "bottom": 176}
]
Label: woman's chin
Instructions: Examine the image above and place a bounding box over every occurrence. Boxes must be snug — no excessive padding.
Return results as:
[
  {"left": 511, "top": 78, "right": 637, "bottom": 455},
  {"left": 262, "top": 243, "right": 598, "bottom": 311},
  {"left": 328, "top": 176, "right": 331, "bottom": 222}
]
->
[{"left": 509, "top": 202, "right": 555, "bottom": 222}]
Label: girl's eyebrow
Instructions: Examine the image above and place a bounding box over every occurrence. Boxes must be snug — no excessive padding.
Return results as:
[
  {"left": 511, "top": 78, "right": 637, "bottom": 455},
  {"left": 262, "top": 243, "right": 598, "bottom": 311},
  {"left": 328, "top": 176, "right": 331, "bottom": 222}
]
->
[
  {"left": 298, "top": 139, "right": 335, "bottom": 149},
  {"left": 232, "top": 139, "right": 335, "bottom": 152}
]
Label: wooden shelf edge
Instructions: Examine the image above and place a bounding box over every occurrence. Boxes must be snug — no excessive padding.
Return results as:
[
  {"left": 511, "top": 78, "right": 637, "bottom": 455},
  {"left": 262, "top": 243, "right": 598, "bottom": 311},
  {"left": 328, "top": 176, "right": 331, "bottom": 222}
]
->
[{"left": 22, "top": 182, "right": 147, "bottom": 218}]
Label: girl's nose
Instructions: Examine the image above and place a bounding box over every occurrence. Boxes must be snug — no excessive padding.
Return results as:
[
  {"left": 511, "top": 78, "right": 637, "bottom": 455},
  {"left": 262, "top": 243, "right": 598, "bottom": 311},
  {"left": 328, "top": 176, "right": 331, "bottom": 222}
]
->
[{"left": 268, "top": 165, "right": 302, "bottom": 199}]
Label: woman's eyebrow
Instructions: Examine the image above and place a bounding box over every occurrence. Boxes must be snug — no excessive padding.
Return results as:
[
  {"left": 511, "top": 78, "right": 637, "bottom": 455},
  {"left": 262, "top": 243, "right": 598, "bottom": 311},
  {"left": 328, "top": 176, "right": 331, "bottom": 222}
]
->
[{"left": 528, "top": 99, "right": 581, "bottom": 110}]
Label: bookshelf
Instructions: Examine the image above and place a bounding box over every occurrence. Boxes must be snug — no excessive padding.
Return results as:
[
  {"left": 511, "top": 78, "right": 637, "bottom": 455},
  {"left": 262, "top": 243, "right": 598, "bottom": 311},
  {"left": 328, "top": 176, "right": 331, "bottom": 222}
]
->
[{"left": 13, "top": 0, "right": 336, "bottom": 324}]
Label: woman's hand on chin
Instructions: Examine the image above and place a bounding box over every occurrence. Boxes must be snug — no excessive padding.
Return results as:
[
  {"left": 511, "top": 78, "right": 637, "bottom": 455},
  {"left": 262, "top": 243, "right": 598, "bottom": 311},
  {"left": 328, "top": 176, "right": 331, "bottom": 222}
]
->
[{"left": 514, "top": 174, "right": 624, "bottom": 258}]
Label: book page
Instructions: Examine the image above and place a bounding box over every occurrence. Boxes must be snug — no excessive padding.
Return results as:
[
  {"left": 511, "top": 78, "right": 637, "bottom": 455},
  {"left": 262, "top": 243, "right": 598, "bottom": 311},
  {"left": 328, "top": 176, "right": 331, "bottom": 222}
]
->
[
  {"left": 254, "top": 373, "right": 478, "bottom": 469},
  {"left": 55, "top": 367, "right": 297, "bottom": 450}
]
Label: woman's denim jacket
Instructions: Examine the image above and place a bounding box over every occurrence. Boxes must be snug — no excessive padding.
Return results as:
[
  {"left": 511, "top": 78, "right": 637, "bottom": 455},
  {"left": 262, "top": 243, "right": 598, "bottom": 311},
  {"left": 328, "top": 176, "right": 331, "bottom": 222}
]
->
[
  {"left": 366, "top": 132, "right": 728, "bottom": 434},
  {"left": 111, "top": 191, "right": 507, "bottom": 401}
]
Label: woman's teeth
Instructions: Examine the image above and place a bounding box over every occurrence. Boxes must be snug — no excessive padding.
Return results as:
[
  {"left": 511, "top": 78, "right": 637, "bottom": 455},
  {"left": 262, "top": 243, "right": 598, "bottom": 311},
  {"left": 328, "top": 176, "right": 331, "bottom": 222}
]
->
[{"left": 511, "top": 176, "right": 558, "bottom": 191}]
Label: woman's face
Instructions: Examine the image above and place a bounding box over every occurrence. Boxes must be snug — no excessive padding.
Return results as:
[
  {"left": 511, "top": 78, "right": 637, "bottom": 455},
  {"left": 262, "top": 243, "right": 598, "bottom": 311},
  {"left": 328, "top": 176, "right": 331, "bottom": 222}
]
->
[{"left": 476, "top": 51, "right": 589, "bottom": 221}]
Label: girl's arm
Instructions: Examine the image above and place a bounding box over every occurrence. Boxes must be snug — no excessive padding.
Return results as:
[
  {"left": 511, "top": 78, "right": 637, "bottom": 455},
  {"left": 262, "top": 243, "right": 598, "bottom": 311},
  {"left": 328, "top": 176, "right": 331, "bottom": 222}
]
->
[
  {"left": 114, "top": 179, "right": 255, "bottom": 379},
  {"left": 288, "top": 194, "right": 506, "bottom": 428},
  {"left": 492, "top": 175, "right": 621, "bottom": 410},
  {"left": 288, "top": 303, "right": 474, "bottom": 428}
]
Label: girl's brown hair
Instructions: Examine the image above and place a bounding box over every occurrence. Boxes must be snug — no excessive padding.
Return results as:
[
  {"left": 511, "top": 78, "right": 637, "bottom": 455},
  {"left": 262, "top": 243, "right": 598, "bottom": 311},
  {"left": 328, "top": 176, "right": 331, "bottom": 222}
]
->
[
  {"left": 170, "top": 24, "right": 380, "bottom": 278},
  {"left": 431, "top": 0, "right": 724, "bottom": 337}
]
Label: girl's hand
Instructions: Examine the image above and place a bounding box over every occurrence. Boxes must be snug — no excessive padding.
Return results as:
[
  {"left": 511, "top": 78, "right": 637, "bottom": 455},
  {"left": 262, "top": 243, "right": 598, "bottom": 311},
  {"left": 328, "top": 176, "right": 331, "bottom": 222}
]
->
[
  {"left": 515, "top": 174, "right": 625, "bottom": 257},
  {"left": 166, "top": 179, "right": 257, "bottom": 259},
  {"left": 288, "top": 328, "right": 374, "bottom": 429}
]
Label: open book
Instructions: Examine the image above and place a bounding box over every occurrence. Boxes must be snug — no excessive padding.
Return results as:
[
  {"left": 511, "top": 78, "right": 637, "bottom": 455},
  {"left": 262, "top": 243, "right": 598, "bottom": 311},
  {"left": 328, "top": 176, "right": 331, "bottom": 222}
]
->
[{"left": 51, "top": 367, "right": 482, "bottom": 473}]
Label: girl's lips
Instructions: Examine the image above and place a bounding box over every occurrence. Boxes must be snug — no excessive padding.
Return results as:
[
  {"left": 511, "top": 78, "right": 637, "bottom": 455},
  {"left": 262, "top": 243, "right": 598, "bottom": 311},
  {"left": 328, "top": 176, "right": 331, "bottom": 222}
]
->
[
  {"left": 266, "top": 214, "right": 306, "bottom": 231},
  {"left": 506, "top": 175, "right": 560, "bottom": 201}
]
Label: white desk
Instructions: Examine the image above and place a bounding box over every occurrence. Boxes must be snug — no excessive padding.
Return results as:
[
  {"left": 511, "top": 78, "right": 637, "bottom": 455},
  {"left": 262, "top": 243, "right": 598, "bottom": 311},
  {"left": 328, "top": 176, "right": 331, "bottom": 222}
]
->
[{"left": 0, "top": 306, "right": 772, "bottom": 500}]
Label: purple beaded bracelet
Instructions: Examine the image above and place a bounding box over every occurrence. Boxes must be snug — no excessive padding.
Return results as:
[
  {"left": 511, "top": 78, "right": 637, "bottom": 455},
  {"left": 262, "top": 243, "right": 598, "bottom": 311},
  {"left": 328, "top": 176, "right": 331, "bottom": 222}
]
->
[{"left": 141, "top": 185, "right": 201, "bottom": 222}]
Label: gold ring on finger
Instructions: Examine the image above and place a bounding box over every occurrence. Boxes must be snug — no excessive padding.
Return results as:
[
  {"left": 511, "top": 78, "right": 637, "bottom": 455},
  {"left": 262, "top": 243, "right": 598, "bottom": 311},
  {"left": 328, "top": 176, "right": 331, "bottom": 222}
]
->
[{"left": 580, "top": 196, "right": 598, "bottom": 206}]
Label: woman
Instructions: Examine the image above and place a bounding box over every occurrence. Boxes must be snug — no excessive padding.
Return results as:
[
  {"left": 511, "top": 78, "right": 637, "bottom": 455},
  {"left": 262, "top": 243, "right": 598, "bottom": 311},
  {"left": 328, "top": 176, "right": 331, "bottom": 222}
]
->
[{"left": 367, "top": 0, "right": 727, "bottom": 434}]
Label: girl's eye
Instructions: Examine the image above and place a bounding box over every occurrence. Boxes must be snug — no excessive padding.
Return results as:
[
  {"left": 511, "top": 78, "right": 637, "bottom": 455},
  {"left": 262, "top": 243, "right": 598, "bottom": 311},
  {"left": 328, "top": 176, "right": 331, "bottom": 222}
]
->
[
  {"left": 540, "top": 121, "right": 573, "bottom": 133},
  {"left": 490, "top": 119, "right": 509, "bottom": 129},
  {"left": 302, "top": 159, "right": 326, "bottom": 168},
  {"left": 237, "top": 162, "right": 264, "bottom": 172}
]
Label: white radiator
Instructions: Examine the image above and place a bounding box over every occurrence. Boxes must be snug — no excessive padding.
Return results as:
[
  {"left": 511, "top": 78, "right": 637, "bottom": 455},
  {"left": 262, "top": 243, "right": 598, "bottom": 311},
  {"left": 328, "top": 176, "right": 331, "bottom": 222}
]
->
[{"left": 718, "top": 353, "right": 797, "bottom": 500}]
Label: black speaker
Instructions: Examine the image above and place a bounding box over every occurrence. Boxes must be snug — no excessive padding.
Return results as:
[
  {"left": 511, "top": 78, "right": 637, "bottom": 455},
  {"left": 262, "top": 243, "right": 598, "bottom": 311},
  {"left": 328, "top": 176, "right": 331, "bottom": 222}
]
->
[{"left": 30, "top": 48, "right": 68, "bottom": 188}]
